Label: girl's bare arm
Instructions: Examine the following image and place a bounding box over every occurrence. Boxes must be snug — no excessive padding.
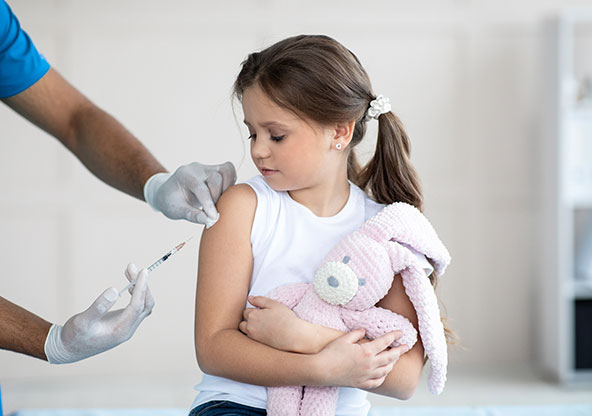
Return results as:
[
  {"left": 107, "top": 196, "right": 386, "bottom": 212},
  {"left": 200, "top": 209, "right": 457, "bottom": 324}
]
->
[
  {"left": 194, "top": 184, "right": 400, "bottom": 389},
  {"left": 243, "top": 275, "right": 425, "bottom": 399}
]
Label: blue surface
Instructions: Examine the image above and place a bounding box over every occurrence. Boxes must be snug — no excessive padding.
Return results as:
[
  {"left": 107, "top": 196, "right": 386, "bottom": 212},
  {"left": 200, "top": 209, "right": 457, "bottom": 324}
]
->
[
  {"left": 9, "top": 410, "right": 186, "bottom": 416},
  {"left": 8, "top": 405, "right": 592, "bottom": 416},
  {"left": 0, "top": 0, "right": 50, "bottom": 98},
  {"left": 370, "top": 405, "right": 592, "bottom": 415}
]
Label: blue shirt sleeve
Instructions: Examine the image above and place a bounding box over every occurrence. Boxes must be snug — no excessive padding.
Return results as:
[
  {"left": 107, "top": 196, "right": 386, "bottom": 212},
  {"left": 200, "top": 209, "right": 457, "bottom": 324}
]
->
[{"left": 0, "top": 0, "right": 50, "bottom": 98}]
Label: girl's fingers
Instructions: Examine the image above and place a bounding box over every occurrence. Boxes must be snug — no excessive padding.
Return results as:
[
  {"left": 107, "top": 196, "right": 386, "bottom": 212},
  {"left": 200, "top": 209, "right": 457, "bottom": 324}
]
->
[
  {"left": 362, "top": 375, "right": 387, "bottom": 390},
  {"left": 239, "top": 320, "right": 247, "bottom": 334},
  {"left": 373, "top": 344, "right": 408, "bottom": 372},
  {"left": 367, "top": 343, "right": 406, "bottom": 382},
  {"left": 365, "top": 361, "right": 396, "bottom": 388},
  {"left": 248, "top": 295, "right": 280, "bottom": 309},
  {"left": 366, "top": 331, "right": 401, "bottom": 354},
  {"left": 243, "top": 308, "right": 253, "bottom": 320},
  {"left": 375, "top": 348, "right": 399, "bottom": 367},
  {"left": 342, "top": 328, "right": 366, "bottom": 344}
]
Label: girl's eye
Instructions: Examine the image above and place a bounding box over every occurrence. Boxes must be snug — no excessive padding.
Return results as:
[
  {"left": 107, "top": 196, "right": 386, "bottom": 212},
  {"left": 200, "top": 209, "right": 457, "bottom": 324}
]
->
[{"left": 247, "top": 133, "right": 285, "bottom": 142}]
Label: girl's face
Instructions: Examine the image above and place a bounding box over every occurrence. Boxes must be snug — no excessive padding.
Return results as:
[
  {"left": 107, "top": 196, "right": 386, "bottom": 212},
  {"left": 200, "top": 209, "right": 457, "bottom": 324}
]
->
[{"left": 242, "top": 85, "right": 337, "bottom": 192}]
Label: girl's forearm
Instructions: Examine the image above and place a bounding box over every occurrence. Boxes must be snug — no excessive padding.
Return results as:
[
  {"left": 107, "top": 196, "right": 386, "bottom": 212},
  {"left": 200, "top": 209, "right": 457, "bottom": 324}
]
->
[
  {"left": 254, "top": 315, "right": 423, "bottom": 399},
  {"left": 197, "top": 328, "right": 327, "bottom": 387},
  {"left": 241, "top": 296, "right": 344, "bottom": 354},
  {"left": 294, "top": 321, "right": 373, "bottom": 354},
  {"left": 290, "top": 321, "right": 344, "bottom": 354}
]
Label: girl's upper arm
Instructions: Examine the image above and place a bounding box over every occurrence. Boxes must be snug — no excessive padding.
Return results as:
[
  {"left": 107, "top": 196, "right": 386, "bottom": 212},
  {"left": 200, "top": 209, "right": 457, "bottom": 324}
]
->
[
  {"left": 193, "top": 184, "right": 325, "bottom": 387},
  {"left": 194, "top": 183, "right": 257, "bottom": 363},
  {"left": 375, "top": 274, "right": 420, "bottom": 333}
]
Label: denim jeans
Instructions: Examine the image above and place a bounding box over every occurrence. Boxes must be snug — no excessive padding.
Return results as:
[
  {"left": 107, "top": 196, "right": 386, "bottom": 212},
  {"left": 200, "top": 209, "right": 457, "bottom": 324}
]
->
[{"left": 189, "top": 400, "right": 267, "bottom": 416}]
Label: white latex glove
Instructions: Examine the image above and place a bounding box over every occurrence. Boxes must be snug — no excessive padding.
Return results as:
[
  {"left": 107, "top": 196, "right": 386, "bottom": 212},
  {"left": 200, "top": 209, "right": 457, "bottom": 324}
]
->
[
  {"left": 44, "top": 264, "right": 154, "bottom": 364},
  {"left": 144, "top": 161, "right": 236, "bottom": 228}
]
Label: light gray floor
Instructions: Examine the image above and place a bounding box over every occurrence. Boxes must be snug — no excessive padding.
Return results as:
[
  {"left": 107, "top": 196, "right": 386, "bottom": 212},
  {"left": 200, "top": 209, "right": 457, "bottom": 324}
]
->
[
  {"left": 370, "top": 364, "right": 592, "bottom": 407},
  {"left": 3, "top": 365, "right": 591, "bottom": 413}
]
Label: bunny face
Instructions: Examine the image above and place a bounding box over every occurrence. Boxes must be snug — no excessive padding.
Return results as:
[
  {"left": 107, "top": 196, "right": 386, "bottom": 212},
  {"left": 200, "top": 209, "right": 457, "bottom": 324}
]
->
[
  {"left": 312, "top": 232, "right": 395, "bottom": 311},
  {"left": 312, "top": 259, "right": 359, "bottom": 306}
]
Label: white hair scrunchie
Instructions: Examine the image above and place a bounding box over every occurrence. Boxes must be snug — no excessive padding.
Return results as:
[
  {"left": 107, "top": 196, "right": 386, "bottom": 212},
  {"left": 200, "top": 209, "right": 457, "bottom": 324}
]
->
[{"left": 365, "top": 94, "right": 391, "bottom": 121}]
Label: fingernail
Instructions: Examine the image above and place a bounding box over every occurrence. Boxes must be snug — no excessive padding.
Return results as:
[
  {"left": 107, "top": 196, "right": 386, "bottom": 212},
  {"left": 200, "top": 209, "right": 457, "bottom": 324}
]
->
[{"left": 104, "top": 288, "right": 118, "bottom": 302}]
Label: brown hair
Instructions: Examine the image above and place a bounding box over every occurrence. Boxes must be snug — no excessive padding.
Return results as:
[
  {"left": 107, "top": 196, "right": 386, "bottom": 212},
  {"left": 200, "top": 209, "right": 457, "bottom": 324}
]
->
[
  {"left": 234, "top": 35, "right": 423, "bottom": 209},
  {"left": 234, "top": 34, "right": 455, "bottom": 344}
]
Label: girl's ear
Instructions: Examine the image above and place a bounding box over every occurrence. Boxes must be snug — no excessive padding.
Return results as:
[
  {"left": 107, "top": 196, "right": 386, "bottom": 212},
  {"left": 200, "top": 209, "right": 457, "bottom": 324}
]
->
[{"left": 332, "top": 120, "right": 355, "bottom": 150}]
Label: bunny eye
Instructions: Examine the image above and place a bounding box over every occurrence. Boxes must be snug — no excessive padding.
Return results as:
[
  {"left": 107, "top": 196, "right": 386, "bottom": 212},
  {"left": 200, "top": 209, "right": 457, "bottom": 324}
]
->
[
  {"left": 358, "top": 278, "right": 366, "bottom": 286},
  {"left": 343, "top": 256, "right": 351, "bottom": 264}
]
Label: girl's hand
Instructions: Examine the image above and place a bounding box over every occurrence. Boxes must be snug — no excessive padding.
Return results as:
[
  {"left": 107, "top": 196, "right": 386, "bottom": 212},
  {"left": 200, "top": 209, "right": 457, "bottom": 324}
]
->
[
  {"left": 240, "top": 296, "right": 310, "bottom": 352},
  {"left": 315, "top": 329, "right": 408, "bottom": 390}
]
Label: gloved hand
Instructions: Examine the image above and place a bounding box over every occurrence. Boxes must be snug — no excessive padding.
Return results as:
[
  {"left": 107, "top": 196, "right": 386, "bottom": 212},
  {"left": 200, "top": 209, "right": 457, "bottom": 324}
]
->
[
  {"left": 144, "top": 161, "right": 236, "bottom": 227},
  {"left": 44, "top": 263, "right": 154, "bottom": 364}
]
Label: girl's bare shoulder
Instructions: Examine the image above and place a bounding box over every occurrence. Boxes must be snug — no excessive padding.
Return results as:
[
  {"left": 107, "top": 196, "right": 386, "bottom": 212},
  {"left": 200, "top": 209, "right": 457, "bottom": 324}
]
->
[
  {"left": 208, "top": 183, "right": 257, "bottom": 232},
  {"left": 217, "top": 183, "right": 256, "bottom": 210}
]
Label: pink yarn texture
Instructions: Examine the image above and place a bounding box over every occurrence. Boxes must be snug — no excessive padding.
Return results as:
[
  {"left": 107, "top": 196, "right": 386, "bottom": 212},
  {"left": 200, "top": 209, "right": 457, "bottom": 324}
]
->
[
  {"left": 265, "top": 202, "right": 451, "bottom": 415},
  {"left": 267, "top": 202, "right": 450, "bottom": 416}
]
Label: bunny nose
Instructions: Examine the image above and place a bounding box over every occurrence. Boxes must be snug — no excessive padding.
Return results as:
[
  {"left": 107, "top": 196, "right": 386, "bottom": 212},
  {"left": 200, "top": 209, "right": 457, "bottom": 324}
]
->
[{"left": 327, "top": 276, "right": 339, "bottom": 287}]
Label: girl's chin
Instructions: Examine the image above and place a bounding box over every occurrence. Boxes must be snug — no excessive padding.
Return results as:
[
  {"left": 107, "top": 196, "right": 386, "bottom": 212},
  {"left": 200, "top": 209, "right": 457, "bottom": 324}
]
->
[{"left": 262, "top": 176, "right": 290, "bottom": 192}]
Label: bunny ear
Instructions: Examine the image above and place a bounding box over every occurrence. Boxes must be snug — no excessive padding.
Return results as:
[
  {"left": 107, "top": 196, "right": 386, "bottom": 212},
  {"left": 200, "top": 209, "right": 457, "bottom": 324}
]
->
[
  {"left": 360, "top": 203, "right": 451, "bottom": 277},
  {"left": 382, "top": 239, "right": 448, "bottom": 394},
  {"left": 381, "top": 240, "right": 412, "bottom": 276}
]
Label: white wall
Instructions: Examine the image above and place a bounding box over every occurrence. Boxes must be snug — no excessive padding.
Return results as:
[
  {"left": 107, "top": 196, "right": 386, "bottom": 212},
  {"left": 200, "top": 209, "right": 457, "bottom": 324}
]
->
[{"left": 1, "top": 0, "right": 591, "bottom": 411}]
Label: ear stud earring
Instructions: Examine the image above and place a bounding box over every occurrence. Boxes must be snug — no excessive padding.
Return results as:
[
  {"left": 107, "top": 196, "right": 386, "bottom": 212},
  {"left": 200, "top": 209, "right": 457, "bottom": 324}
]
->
[{"left": 336, "top": 143, "right": 342, "bottom": 150}]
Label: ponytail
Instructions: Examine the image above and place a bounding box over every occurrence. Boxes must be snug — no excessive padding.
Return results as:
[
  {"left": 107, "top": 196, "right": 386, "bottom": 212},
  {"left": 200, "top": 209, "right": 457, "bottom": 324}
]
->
[
  {"left": 350, "top": 111, "right": 424, "bottom": 211},
  {"left": 350, "top": 111, "right": 460, "bottom": 346}
]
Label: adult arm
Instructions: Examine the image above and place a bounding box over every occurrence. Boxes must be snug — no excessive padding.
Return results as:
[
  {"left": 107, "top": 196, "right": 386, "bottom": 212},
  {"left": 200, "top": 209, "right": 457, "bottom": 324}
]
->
[
  {"left": 194, "top": 184, "right": 400, "bottom": 389},
  {"left": 0, "top": 263, "right": 154, "bottom": 363},
  {"left": 2, "top": 68, "right": 236, "bottom": 223},
  {"left": 0, "top": 296, "right": 51, "bottom": 360},
  {"left": 2, "top": 68, "right": 165, "bottom": 200}
]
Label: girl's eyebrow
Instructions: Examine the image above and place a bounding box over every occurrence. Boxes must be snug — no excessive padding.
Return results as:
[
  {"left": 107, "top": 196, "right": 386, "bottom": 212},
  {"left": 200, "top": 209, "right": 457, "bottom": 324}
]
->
[{"left": 243, "top": 120, "right": 289, "bottom": 129}]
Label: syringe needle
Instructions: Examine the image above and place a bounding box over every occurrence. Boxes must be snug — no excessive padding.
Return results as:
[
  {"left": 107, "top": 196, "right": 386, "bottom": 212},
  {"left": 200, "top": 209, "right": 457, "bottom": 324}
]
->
[{"left": 118, "top": 236, "right": 193, "bottom": 296}]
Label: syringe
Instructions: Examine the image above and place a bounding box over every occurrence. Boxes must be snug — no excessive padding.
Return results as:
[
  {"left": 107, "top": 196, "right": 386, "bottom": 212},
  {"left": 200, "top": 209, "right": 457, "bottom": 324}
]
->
[{"left": 118, "top": 236, "right": 193, "bottom": 296}]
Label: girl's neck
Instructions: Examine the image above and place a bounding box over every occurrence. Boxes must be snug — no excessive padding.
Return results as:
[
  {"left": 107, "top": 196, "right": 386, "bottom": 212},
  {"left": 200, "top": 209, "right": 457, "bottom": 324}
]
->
[{"left": 287, "top": 175, "right": 351, "bottom": 218}]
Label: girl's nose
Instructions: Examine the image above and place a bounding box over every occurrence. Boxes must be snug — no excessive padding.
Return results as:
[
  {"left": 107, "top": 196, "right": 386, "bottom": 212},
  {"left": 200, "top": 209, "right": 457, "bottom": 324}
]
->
[{"left": 251, "top": 137, "right": 271, "bottom": 160}]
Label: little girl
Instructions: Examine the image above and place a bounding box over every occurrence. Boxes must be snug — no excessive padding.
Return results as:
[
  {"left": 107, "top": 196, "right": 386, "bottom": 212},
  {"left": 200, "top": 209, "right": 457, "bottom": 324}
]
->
[{"left": 191, "top": 35, "right": 444, "bottom": 416}]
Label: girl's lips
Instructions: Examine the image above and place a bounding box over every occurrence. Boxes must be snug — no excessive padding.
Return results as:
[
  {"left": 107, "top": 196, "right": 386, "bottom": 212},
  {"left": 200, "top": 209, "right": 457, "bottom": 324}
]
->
[{"left": 260, "top": 168, "right": 278, "bottom": 176}]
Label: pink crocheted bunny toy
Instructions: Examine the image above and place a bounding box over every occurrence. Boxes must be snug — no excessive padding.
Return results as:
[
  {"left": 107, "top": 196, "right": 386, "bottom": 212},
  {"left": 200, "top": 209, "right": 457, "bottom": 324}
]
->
[{"left": 265, "top": 202, "right": 451, "bottom": 416}]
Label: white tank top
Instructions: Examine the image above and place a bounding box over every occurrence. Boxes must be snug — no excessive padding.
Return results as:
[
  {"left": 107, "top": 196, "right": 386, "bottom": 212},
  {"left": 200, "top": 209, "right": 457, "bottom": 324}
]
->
[{"left": 191, "top": 175, "right": 433, "bottom": 415}]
